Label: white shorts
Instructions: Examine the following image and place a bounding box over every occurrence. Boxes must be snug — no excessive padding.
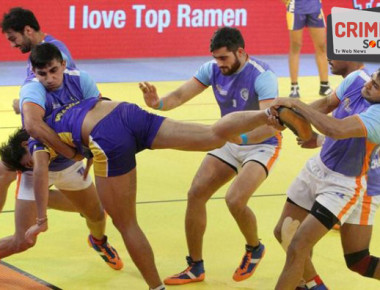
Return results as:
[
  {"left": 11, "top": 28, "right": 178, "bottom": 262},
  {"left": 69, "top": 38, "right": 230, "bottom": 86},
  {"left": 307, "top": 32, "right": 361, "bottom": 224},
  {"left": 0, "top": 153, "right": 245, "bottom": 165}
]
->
[
  {"left": 208, "top": 142, "right": 280, "bottom": 174},
  {"left": 288, "top": 155, "right": 379, "bottom": 225},
  {"left": 16, "top": 161, "right": 93, "bottom": 201}
]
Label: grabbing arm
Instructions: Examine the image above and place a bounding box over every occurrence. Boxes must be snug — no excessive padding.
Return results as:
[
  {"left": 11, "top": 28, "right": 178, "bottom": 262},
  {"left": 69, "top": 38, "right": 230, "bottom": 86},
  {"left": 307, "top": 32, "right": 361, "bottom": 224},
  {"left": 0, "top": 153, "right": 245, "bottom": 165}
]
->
[
  {"left": 270, "top": 98, "right": 366, "bottom": 139},
  {"left": 25, "top": 151, "right": 50, "bottom": 243},
  {"left": 22, "top": 103, "right": 80, "bottom": 160}
]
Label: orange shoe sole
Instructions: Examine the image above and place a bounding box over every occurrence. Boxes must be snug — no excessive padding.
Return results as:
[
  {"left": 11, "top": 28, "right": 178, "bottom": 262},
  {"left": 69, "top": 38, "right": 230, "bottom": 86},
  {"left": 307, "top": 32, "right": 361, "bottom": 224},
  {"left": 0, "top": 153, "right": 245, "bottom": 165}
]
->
[
  {"left": 233, "top": 249, "right": 266, "bottom": 282},
  {"left": 164, "top": 273, "right": 205, "bottom": 285}
]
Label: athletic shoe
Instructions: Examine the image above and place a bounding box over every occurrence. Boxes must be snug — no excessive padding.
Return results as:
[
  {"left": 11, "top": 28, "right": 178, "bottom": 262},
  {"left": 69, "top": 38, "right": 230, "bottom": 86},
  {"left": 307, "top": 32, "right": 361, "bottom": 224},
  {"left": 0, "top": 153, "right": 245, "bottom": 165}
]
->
[
  {"left": 289, "top": 85, "right": 300, "bottom": 98},
  {"left": 233, "top": 243, "right": 265, "bottom": 282},
  {"left": 319, "top": 84, "right": 333, "bottom": 96},
  {"left": 88, "top": 235, "right": 123, "bottom": 270},
  {"left": 308, "top": 284, "right": 328, "bottom": 290},
  {"left": 164, "top": 256, "right": 205, "bottom": 285}
]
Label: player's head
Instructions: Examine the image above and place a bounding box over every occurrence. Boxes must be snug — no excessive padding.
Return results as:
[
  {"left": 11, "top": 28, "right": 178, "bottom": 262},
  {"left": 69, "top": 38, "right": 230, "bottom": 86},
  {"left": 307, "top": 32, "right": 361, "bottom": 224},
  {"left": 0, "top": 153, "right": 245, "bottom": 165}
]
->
[
  {"left": 210, "top": 27, "right": 246, "bottom": 76},
  {"left": 1, "top": 7, "right": 40, "bottom": 53},
  {"left": 361, "top": 69, "right": 380, "bottom": 104},
  {"left": 327, "top": 59, "right": 364, "bottom": 78},
  {"left": 0, "top": 128, "right": 32, "bottom": 172},
  {"left": 30, "top": 43, "right": 66, "bottom": 91}
]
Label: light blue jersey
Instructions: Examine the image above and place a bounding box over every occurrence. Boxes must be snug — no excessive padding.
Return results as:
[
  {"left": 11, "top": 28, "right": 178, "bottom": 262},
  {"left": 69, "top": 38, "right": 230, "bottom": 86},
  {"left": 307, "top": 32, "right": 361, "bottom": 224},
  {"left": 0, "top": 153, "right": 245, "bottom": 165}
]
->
[
  {"left": 20, "top": 69, "right": 99, "bottom": 117},
  {"left": 194, "top": 56, "right": 279, "bottom": 146},
  {"left": 358, "top": 104, "right": 380, "bottom": 144}
]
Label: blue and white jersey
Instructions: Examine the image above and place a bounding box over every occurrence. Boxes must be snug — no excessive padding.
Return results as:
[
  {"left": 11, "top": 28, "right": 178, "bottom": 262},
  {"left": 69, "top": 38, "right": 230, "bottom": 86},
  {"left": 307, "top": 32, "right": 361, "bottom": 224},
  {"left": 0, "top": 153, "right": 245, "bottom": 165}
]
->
[
  {"left": 357, "top": 103, "right": 380, "bottom": 196},
  {"left": 194, "top": 56, "right": 280, "bottom": 146},
  {"left": 20, "top": 68, "right": 99, "bottom": 171},
  {"left": 358, "top": 103, "right": 380, "bottom": 145},
  {"left": 320, "top": 69, "right": 374, "bottom": 177},
  {"left": 367, "top": 145, "right": 380, "bottom": 196},
  {"left": 20, "top": 69, "right": 99, "bottom": 117},
  {"left": 25, "top": 34, "right": 76, "bottom": 83}
]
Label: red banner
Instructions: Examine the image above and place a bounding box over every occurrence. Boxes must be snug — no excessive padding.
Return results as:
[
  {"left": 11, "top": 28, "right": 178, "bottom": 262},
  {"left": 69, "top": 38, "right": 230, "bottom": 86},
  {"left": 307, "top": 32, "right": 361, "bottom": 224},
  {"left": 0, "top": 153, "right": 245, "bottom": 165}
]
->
[{"left": 0, "top": 0, "right": 354, "bottom": 61}]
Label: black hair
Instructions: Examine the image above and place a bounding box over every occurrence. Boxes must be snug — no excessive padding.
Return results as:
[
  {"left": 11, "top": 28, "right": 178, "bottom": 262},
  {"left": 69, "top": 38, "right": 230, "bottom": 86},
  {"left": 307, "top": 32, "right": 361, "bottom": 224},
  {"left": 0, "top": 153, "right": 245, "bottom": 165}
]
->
[
  {"left": 210, "top": 27, "right": 245, "bottom": 52},
  {"left": 1, "top": 7, "right": 40, "bottom": 33},
  {"left": 30, "top": 42, "right": 63, "bottom": 69},
  {"left": 0, "top": 128, "right": 30, "bottom": 172}
]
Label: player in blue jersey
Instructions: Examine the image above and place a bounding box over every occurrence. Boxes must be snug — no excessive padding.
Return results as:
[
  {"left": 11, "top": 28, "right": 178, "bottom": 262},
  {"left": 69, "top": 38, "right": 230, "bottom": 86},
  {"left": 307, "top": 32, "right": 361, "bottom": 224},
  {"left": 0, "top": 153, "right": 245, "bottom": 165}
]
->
[
  {"left": 3, "top": 40, "right": 283, "bottom": 290},
  {"left": 284, "top": 60, "right": 380, "bottom": 289},
  {"left": 0, "top": 41, "right": 122, "bottom": 270},
  {"left": 141, "top": 27, "right": 280, "bottom": 284},
  {"left": 282, "top": 0, "right": 331, "bottom": 98},
  {"left": 1, "top": 7, "right": 76, "bottom": 84},
  {"left": 0, "top": 7, "right": 79, "bottom": 210},
  {"left": 0, "top": 7, "right": 79, "bottom": 212},
  {"left": 268, "top": 66, "right": 380, "bottom": 289}
]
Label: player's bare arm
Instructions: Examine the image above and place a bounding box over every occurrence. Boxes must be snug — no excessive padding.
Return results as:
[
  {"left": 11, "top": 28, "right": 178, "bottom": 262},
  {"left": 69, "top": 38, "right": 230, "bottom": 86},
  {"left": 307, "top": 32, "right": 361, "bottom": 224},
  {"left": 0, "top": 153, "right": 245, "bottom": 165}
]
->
[
  {"left": 25, "top": 150, "right": 50, "bottom": 243},
  {"left": 272, "top": 98, "right": 366, "bottom": 139},
  {"left": 140, "top": 78, "right": 206, "bottom": 111}
]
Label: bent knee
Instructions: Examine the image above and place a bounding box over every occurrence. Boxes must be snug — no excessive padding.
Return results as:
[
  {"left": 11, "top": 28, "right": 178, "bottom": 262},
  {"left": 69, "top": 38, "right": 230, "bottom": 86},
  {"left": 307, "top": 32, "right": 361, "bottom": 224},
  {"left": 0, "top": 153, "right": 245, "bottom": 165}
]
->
[
  {"left": 225, "top": 196, "right": 246, "bottom": 214},
  {"left": 345, "top": 249, "right": 379, "bottom": 277},
  {"left": 187, "top": 186, "right": 210, "bottom": 203}
]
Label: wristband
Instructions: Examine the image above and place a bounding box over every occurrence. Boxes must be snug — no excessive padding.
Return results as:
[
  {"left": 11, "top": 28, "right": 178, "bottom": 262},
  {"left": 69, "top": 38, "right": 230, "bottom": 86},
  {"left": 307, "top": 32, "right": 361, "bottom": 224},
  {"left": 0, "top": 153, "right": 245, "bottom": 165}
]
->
[
  {"left": 36, "top": 216, "right": 48, "bottom": 226},
  {"left": 316, "top": 134, "right": 325, "bottom": 147},
  {"left": 156, "top": 99, "right": 163, "bottom": 110},
  {"left": 240, "top": 134, "right": 248, "bottom": 145},
  {"left": 264, "top": 108, "right": 271, "bottom": 116}
]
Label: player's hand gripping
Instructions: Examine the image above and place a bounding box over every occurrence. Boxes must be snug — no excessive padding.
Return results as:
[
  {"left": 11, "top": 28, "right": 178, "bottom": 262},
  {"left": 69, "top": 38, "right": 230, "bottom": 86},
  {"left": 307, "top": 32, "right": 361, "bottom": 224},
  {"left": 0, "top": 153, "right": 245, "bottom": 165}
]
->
[
  {"left": 25, "top": 218, "right": 48, "bottom": 244},
  {"left": 139, "top": 82, "right": 161, "bottom": 109}
]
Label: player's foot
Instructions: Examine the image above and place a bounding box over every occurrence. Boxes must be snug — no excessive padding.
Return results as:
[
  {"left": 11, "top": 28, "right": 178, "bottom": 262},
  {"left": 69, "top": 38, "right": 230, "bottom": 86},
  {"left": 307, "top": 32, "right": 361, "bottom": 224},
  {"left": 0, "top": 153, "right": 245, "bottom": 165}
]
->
[
  {"left": 233, "top": 243, "right": 265, "bottom": 282},
  {"left": 319, "top": 84, "right": 332, "bottom": 96},
  {"left": 88, "top": 235, "right": 123, "bottom": 270},
  {"left": 164, "top": 256, "right": 205, "bottom": 285},
  {"left": 289, "top": 84, "right": 300, "bottom": 98},
  {"left": 308, "top": 284, "right": 328, "bottom": 290},
  {"left": 306, "top": 275, "right": 328, "bottom": 290}
]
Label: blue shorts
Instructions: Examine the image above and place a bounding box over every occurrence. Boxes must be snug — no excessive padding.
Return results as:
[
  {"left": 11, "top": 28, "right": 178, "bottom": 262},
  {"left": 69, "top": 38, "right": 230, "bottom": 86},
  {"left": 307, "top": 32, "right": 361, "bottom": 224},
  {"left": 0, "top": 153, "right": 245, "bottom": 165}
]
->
[
  {"left": 287, "top": 10, "right": 325, "bottom": 30},
  {"left": 88, "top": 103, "right": 165, "bottom": 177}
]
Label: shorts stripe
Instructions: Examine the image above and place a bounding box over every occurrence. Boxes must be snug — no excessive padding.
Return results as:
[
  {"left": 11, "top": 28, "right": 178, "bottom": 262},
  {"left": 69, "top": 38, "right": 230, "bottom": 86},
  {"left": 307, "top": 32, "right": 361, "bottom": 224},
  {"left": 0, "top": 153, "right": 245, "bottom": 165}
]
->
[
  {"left": 360, "top": 194, "right": 372, "bottom": 225},
  {"left": 286, "top": 12, "right": 295, "bottom": 30},
  {"left": 265, "top": 133, "right": 282, "bottom": 171},
  {"left": 337, "top": 175, "right": 363, "bottom": 221},
  {"left": 89, "top": 137, "right": 108, "bottom": 177},
  {"left": 15, "top": 171, "right": 21, "bottom": 199}
]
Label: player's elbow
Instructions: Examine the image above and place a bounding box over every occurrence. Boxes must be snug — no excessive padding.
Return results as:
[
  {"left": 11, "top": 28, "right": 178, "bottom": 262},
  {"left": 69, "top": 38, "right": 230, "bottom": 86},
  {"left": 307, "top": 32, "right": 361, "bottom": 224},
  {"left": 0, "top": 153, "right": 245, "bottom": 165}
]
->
[{"left": 24, "top": 122, "right": 43, "bottom": 140}]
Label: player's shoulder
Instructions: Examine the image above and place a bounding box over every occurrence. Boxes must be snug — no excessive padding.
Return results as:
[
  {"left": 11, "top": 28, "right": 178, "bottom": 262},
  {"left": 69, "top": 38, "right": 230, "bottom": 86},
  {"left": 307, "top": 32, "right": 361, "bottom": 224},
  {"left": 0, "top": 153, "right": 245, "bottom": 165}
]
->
[{"left": 246, "top": 57, "right": 272, "bottom": 74}]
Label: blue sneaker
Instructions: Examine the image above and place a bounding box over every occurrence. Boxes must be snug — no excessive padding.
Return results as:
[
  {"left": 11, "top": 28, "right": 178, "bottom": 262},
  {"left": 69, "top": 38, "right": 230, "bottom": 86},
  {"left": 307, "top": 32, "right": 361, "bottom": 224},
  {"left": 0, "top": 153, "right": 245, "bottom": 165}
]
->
[
  {"left": 233, "top": 243, "right": 265, "bottom": 282},
  {"left": 308, "top": 284, "right": 328, "bottom": 290},
  {"left": 164, "top": 256, "right": 205, "bottom": 285},
  {"left": 88, "top": 235, "right": 123, "bottom": 270}
]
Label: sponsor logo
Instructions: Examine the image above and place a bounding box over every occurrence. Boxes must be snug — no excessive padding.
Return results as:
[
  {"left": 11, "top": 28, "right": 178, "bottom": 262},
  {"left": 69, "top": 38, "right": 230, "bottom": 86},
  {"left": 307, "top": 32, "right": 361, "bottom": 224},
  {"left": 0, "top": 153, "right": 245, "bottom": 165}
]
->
[
  {"left": 327, "top": 7, "right": 380, "bottom": 62},
  {"left": 240, "top": 88, "right": 249, "bottom": 101}
]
